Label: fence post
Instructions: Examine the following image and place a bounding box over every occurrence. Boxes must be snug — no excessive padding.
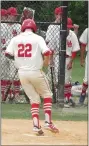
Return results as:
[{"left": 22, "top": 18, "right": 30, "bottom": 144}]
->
[{"left": 57, "top": 1, "right": 68, "bottom": 107}]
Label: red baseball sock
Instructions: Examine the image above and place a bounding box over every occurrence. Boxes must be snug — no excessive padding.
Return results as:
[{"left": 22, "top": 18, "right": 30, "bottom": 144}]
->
[
  {"left": 6, "top": 80, "right": 12, "bottom": 97},
  {"left": 43, "top": 97, "right": 52, "bottom": 123},
  {"left": 64, "top": 83, "right": 72, "bottom": 100},
  {"left": 1, "top": 80, "right": 7, "bottom": 101},
  {"left": 31, "top": 103, "right": 40, "bottom": 128},
  {"left": 13, "top": 80, "right": 21, "bottom": 96}
]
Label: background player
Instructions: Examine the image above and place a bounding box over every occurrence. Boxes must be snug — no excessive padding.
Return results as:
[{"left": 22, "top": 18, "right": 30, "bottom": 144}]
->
[
  {"left": 1, "top": 9, "right": 8, "bottom": 21},
  {"left": 5, "top": 7, "right": 21, "bottom": 101},
  {"left": 64, "top": 18, "right": 80, "bottom": 107},
  {"left": 1, "top": 9, "right": 10, "bottom": 101},
  {"left": 46, "top": 16, "right": 80, "bottom": 107},
  {"left": 77, "top": 28, "right": 88, "bottom": 106},
  {"left": 45, "top": 7, "right": 62, "bottom": 90},
  {"left": 5, "top": 19, "right": 59, "bottom": 136}
]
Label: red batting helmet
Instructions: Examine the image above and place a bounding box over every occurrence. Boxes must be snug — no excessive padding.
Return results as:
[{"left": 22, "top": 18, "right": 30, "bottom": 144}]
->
[
  {"left": 21, "top": 19, "right": 37, "bottom": 32},
  {"left": 54, "top": 7, "right": 63, "bottom": 15},
  {"left": 7, "top": 7, "right": 18, "bottom": 16},
  {"left": 67, "top": 18, "right": 74, "bottom": 29},
  {"left": 0, "top": 9, "right": 7, "bottom": 16}
]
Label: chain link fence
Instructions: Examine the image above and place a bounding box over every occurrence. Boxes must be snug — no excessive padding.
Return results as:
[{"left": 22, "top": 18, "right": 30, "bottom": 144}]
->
[{"left": 1, "top": 1, "right": 68, "bottom": 104}]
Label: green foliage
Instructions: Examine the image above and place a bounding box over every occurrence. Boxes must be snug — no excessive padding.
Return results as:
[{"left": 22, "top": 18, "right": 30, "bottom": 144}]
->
[
  {"left": 68, "top": 1, "right": 88, "bottom": 35},
  {"left": 1, "top": 1, "right": 88, "bottom": 35}
]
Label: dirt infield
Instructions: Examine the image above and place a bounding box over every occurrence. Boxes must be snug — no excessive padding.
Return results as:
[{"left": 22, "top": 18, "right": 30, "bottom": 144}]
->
[{"left": 2, "top": 119, "right": 87, "bottom": 145}]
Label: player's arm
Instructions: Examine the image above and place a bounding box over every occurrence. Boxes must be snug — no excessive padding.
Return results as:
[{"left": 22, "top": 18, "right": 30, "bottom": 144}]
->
[
  {"left": 67, "top": 33, "right": 80, "bottom": 70},
  {"left": 45, "top": 26, "right": 56, "bottom": 67},
  {"left": 43, "top": 53, "right": 50, "bottom": 67},
  {"left": 67, "top": 52, "right": 76, "bottom": 70},
  {"left": 45, "top": 25, "right": 51, "bottom": 44},
  {"left": 39, "top": 37, "right": 51, "bottom": 67},
  {"left": 73, "top": 24, "right": 79, "bottom": 36},
  {"left": 69, "top": 52, "right": 77, "bottom": 63},
  {"left": 79, "top": 28, "right": 88, "bottom": 67},
  {"left": 5, "top": 38, "right": 15, "bottom": 60},
  {"left": 80, "top": 43, "right": 86, "bottom": 67},
  {"left": 5, "top": 53, "right": 14, "bottom": 60}
]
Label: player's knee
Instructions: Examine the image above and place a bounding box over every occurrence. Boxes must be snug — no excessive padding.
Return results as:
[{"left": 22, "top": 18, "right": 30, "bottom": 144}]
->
[
  {"left": 65, "top": 77, "right": 72, "bottom": 84},
  {"left": 42, "top": 92, "right": 53, "bottom": 99},
  {"left": 30, "top": 97, "right": 41, "bottom": 104},
  {"left": 83, "top": 79, "right": 88, "bottom": 85}
]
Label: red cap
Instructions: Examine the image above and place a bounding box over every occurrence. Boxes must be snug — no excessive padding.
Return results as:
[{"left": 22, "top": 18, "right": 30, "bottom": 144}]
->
[
  {"left": 67, "top": 18, "right": 74, "bottom": 29},
  {"left": 0, "top": 9, "right": 7, "bottom": 16},
  {"left": 54, "top": 7, "right": 63, "bottom": 15},
  {"left": 7, "top": 7, "right": 18, "bottom": 16}
]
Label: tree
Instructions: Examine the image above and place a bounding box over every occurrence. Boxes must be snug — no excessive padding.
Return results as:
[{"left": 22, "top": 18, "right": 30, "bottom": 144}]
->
[{"left": 1, "top": 1, "right": 88, "bottom": 33}]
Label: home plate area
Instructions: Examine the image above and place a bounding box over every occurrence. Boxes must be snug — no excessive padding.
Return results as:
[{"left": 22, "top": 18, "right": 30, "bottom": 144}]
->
[{"left": 2, "top": 119, "right": 87, "bottom": 145}]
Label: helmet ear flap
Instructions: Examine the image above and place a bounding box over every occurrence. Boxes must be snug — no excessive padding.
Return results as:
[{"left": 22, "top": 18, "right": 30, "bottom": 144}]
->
[{"left": 21, "top": 18, "right": 37, "bottom": 32}]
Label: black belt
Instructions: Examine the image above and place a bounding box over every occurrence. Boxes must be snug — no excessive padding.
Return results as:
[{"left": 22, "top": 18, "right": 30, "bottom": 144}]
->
[
  {"left": 1, "top": 47, "right": 6, "bottom": 50},
  {"left": 66, "top": 55, "right": 70, "bottom": 58}
]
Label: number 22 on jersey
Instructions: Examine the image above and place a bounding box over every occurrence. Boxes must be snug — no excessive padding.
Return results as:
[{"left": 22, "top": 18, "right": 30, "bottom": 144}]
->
[{"left": 18, "top": 43, "right": 32, "bottom": 57}]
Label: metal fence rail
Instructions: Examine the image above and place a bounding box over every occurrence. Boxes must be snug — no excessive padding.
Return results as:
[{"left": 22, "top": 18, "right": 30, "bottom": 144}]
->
[{"left": 1, "top": 1, "right": 68, "bottom": 104}]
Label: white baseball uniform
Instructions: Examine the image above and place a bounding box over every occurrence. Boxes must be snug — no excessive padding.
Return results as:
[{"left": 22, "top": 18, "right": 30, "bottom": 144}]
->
[
  {"left": 79, "top": 28, "right": 88, "bottom": 83},
  {"left": 65, "top": 30, "right": 80, "bottom": 84},
  {"left": 46, "top": 27, "right": 80, "bottom": 84},
  {"left": 6, "top": 23, "right": 21, "bottom": 79},
  {"left": 5, "top": 30, "right": 52, "bottom": 104},
  {"left": 1, "top": 23, "right": 10, "bottom": 80},
  {"left": 45, "top": 24, "right": 61, "bottom": 84},
  {"left": 46, "top": 24, "right": 60, "bottom": 51}
]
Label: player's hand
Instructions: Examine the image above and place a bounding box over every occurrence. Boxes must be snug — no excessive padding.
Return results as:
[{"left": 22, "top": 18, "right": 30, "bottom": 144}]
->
[
  {"left": 80, "top": 59, "right": 85, "bottom": 67},
  {"left": 67, "top": 61, "right": 73, "bottom": 70}
]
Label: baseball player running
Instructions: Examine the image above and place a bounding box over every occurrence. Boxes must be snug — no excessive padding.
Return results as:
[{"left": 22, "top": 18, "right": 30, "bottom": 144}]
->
[
  {"left": 5, "top": 19, "right": 59, "bottom": 136},
  {"left": 77, "top": 28, "right": 88, "bottom": 106}
]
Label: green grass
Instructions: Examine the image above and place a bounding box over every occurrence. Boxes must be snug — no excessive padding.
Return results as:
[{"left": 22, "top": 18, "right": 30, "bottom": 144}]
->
[
  {"left": 43, "top": 56, "right": 85, "bottom": 84},
  {"left": 1, "top": 103, "right": 88, "bottom": 121},
  {"left": 1, "top": 56, "right": 87, "bottom": 121},
  {"left": 72, "top": 56, "right": 85, "bottom": 84}
]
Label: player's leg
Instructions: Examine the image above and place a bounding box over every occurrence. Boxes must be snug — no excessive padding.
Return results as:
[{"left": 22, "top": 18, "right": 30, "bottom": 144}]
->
[
  {"left": 1, "top": 50, "right": 9, "bottom": 101},
  {"left": 30, "top": 70, "right": 59, "bottom": 133},
  {"left": 10, "top": 61, "right": 21, "bottom": 100},
  {"left": 78, "top": 56, "right": 88, "bottom": 105},
  {"left": 19, "top": 73, "right": 44, "bottom": 136},
  {"left": 64, "top": 58, "right": 75, "bottom": 107},
  {"left": 1, "top": 80, "right": 7, "bottom": 101},
  {"left": 13, "top": 79, "right": 21, "bottom": 102},
  {"left": 13, "top": 67, "right": 21, "bottom": 102}
]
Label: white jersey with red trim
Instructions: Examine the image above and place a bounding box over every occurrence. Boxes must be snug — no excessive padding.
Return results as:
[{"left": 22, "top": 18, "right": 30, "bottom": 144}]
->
[
  {"left": 79, "top": 28, "right": 88, "bottom": 51},
  {"left": 6, "top": 23, "right": 21, "bottom": 46},
  {"left": 66, "top": 30, "right": 80, "bottom": 56},
  {"left": 46, "top": 26, "right": 80, "bottom": 56},
  {"left": 1, "top": 23, "right": 8, "bottom": 48},
  {"left": 45, "top": 24, "right": 60, "bottom": 50},
  {"left": 5, "top": 30, "right": 50, "bottom": 71}
]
